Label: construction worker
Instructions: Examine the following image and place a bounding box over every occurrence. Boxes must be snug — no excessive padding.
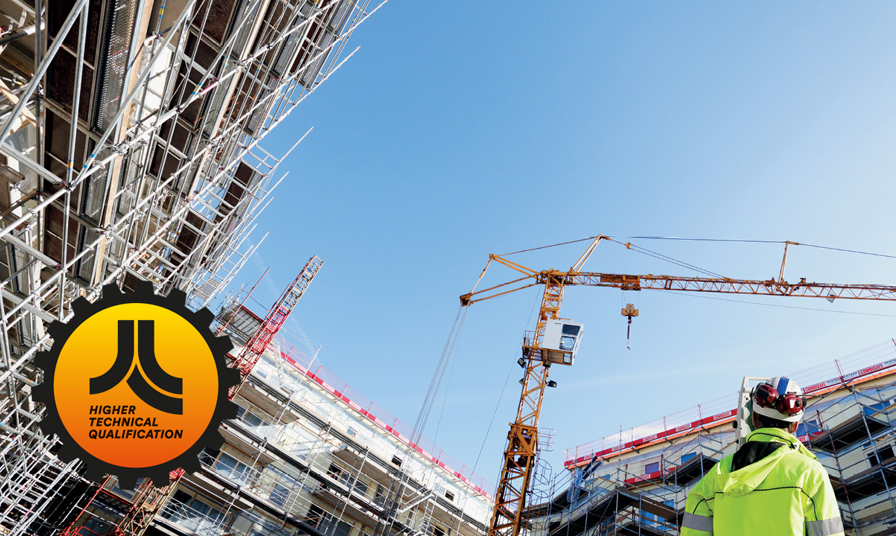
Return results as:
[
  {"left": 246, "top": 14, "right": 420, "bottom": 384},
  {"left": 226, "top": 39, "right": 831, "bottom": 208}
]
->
[{"left": 680, "top": 377, "right": 844, "bottom": 536}]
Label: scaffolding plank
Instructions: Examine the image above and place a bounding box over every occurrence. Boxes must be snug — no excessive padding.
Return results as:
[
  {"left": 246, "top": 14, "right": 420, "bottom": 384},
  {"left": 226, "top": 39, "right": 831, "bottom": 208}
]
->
[
  {"left": 810, "top": 413, "right": 891, "bottom": 453},
  {"left": 670, "top": 453, "right": 719, "bottom": 487},
  {"left": 836, "top": 466, "right": 896, "bottom": 503}
]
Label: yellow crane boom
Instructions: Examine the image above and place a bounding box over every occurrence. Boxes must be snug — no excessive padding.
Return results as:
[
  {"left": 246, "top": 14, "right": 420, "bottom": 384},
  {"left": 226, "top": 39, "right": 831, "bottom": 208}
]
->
[{"left": 460, "top": 236, "right": 896, "bottom": 536}]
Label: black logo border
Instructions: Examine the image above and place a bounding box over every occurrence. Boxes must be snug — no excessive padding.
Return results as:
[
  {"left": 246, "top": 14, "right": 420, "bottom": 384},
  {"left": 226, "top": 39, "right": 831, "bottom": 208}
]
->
[{"left": 32, "top": 281, "right": 239, "bottom": 490}]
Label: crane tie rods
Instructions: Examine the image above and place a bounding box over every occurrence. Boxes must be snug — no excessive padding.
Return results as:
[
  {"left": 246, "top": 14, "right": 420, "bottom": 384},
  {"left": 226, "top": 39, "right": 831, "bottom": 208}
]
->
[{"left": 500, "top": 235, "right": 896, "bottom": 262}]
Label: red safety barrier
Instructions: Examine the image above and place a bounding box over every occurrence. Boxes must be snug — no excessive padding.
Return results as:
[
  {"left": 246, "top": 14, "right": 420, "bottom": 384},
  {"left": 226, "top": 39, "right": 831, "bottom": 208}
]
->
[
  {"left": 565, "top": 340, "right": 896, "bottom": 468},
  {"left": 274, "top": 338, "right": 496, "bottom": 499}
]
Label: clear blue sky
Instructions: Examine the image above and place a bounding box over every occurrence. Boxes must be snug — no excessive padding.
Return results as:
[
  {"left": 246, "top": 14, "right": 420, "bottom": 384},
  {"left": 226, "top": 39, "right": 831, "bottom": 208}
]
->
[{"left": 230, "top": 2, "right": 896, "bottom": 488}]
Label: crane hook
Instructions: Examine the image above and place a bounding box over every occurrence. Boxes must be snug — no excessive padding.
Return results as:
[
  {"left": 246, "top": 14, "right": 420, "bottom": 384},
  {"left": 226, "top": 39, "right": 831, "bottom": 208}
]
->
[{"left": 621, "top": 304, "right": 639, "bottom": 350}]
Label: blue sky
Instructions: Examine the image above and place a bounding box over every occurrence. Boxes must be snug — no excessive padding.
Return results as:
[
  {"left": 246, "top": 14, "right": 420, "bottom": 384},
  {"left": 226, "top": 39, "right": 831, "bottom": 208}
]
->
[{"left": 230, "top": 3, "right": 896, "bottom": 488}]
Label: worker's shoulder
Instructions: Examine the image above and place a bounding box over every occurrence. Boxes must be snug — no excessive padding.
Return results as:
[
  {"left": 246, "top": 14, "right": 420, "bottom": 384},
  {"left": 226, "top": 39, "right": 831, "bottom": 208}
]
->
[
  {"left": 703, "top": 452, "right": 734, "bottom": 478},
  {"left": 781, "top": 448, "right": 823, "bottom": 468},
  {"left": 778, "top": 448, "right": 830, "bottom": 483},
  {"left": 718, "top": 445, "right": 827, "bottom": 478},
  {"left": 718, "top": 451, "right": 735, "bottom": 469}
]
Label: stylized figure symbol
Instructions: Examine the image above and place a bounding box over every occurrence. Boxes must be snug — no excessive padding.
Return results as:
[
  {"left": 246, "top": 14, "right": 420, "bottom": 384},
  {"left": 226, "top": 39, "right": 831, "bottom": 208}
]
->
[{"left": 90, "top": 321, "right": 183, "bottom": 414}]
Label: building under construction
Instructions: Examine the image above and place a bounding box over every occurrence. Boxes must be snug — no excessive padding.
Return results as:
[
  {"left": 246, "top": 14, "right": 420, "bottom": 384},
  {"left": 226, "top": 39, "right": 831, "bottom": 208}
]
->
[
  {"left": 51, "top": 296, "right": 494, "bottom": 536},
  {"left": 3, "top": 1, "right": 896, "bottom": 535},
  {"left": 528, "top": 341, "right": 896, "bottom": 536},
  {"left": 0, "top": 0, "right": 493, "bottom": 534}
]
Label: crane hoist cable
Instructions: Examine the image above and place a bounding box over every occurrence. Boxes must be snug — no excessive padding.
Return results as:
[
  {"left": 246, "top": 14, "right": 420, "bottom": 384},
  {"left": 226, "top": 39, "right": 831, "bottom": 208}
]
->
[
  {"left": 432, "top": 323, "right": 464, "bottom": 445},
  {"left": 411, "top": 305, "right": 468, "bottom": 444},
  {"left": 502, "top": 234, "right": 896, "bottom": 262},
  {"left": 374, "top": 305, "right": 468, "bottom": 536},
  {"left": 623, "top": 236, "right": 896, "bottom": 261},
  {"left": 472, "top": 287, "right": 544, "bottom": 477},
  {"left": 658, "top": 290, "right": 896, "bottom": 317},
  {"left": 612, "top": 240, "right": 727, "bottom": 278}
]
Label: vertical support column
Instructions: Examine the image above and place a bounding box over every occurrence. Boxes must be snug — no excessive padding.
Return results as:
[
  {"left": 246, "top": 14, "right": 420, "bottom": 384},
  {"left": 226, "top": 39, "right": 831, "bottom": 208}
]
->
[
  {"left": 488, "top": 275, "right": 564, "bottom": 536},
  {"left": 819, "top": 408, "right": 853, "bottom": 527},
  {"left": 854, "top": 386, "right": 896, "bottom": 520},
  {"left": 34, "top": 0, "right": 42, "bottom": 165}
]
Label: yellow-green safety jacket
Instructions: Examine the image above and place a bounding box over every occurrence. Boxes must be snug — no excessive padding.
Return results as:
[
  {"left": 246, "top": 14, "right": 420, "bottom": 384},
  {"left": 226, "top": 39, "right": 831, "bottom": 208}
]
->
[{"left": 681, "top": 427, "right": 844, "bottom": 536}]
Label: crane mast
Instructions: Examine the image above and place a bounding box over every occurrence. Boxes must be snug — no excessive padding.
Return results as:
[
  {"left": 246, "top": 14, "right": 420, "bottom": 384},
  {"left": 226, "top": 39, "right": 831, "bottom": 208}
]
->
[
  {"left": 231, "top": 255, "right": 323, "bottom": 376},
  {"left": 460, "top": 236, "right": 896, "bottom": 536},
  {"left": 489, "top": 274, "right": 566, "bottom": 536}
]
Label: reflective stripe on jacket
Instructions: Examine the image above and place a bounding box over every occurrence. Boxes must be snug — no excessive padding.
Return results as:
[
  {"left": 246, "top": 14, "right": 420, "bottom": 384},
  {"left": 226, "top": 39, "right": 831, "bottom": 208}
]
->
[{"left": 680, "top": 427, "right": 844, "bottom": 536}]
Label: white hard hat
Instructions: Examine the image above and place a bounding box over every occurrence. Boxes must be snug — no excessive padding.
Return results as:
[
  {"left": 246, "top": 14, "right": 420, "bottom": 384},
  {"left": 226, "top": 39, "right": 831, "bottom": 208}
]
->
[{"left": 752, "top": 376, "right": 805, "bottom": 423}]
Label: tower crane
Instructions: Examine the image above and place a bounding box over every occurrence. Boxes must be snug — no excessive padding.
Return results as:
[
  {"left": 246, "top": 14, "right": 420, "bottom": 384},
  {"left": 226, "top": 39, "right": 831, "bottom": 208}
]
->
[
  {"left": 459, "top": 235, "right": 896, "bottom": 536},
  {"left": 231, "top": 255, "right": 323, "bottom": 376}
]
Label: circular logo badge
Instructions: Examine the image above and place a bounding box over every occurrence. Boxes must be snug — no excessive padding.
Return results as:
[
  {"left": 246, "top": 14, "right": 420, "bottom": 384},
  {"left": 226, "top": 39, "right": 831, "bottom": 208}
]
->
[{"left": 33, "top": 282, "right": 240, "bottom": 489}]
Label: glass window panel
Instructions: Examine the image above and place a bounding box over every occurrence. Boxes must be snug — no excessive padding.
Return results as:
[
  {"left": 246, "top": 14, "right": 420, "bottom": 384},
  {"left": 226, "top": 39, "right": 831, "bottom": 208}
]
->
[
  {"left": 561, "top": 324, "right": 580, "bottom": 336},
  {"left": 560, "top": 336, "right": 575, "bottom": 351}
]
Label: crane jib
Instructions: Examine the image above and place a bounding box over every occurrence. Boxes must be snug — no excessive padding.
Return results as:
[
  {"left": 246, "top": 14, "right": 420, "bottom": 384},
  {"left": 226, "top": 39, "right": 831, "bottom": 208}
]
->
[
  {"left": 561, "top": 273, "right": 896, "bottom": 300},
  {"left": 474, "top": 241, "right": 896, "bottom": 536}
]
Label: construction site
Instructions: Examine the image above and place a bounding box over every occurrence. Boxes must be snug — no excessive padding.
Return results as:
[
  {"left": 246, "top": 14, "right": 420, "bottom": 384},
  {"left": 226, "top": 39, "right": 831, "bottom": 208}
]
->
[
  {"left": 526, "top": 341, "right": 896, "bottom": 536},
  {"left": 1, "top": 1, "right": 896, "bottom": 536}
]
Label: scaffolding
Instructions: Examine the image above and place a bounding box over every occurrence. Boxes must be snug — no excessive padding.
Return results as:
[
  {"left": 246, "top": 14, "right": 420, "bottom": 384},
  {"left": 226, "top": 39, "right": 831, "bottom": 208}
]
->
[
  {"left": 0, "top": 0, "right": 383, "bottom": 532},
  {"left": 53, "top": 327, "right": 494, "bottom": 536},
  {"left": 41, "top": 272, "right": 493, "bottom": 536},
  {"left": 805, "top": 378, "right": 896, "bottom": 534},
  {"left": 528, "top": 427, "right": 729, "bottom": 536}
]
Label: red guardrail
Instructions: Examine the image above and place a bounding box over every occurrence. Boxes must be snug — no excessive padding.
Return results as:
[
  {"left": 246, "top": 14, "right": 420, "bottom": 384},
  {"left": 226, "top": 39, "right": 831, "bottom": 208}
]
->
[
  {"left": 276, "top": 338, "right": 495, "bottom": 499},
  {"left": 565, "top": 340, "right": 896, "bottom": 468}
]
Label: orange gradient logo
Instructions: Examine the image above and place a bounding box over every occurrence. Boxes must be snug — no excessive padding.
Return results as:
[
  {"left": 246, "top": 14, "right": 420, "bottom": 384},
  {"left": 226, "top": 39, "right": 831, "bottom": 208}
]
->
[
  {"left": 34, "top": 282, "right": 238, "bottom": 487},
  {"left": 54, "top": 304, "right": 218, "bottom": 468}
]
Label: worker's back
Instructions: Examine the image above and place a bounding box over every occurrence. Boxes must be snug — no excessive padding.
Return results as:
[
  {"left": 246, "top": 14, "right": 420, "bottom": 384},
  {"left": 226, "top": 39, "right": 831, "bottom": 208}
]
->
[{"left": 681, "top": 428, "right": 844, "bottom": 536}]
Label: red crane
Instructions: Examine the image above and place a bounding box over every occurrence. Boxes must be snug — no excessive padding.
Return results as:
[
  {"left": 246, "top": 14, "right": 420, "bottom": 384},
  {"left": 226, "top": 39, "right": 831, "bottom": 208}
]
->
[{"left": 231, "top": 255, "right": 323, "bottom": 376}]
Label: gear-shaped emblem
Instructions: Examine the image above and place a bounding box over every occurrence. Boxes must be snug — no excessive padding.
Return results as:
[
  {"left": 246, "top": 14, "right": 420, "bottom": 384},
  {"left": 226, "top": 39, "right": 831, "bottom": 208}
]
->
[{"left": 32, "top": 281, "right": 240, "bottom": 489}]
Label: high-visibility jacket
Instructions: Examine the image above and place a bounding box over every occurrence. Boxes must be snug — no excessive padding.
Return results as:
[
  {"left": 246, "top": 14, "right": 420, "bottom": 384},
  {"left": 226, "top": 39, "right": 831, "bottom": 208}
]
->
[{"left": 680, "top": 427, "right": 844, "bottom": 536}]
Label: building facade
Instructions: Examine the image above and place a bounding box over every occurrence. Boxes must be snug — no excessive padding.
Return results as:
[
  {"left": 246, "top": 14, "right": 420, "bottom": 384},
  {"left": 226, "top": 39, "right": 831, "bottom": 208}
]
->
[
  {"left": 0, "top": 0, "right": 381, "bottom": 533},
  {"left": 56, "top": 309, "right": 494, "bottom": 536}
]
